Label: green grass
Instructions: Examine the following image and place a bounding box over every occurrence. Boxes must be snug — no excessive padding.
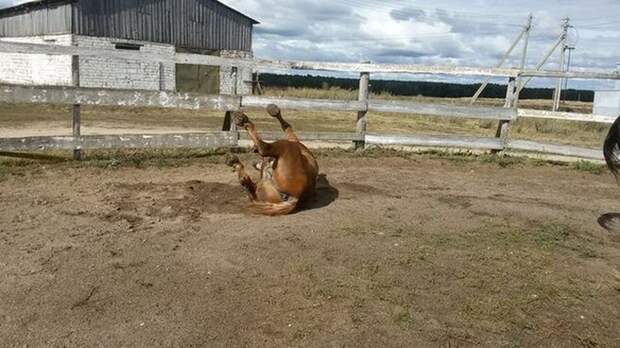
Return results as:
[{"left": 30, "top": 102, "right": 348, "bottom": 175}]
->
[
  {"left": 533, "top": 223, "right": 572, "bottom": 249},
  {"left": 570, "top": 160, "right": 606, "bottom": 175}
]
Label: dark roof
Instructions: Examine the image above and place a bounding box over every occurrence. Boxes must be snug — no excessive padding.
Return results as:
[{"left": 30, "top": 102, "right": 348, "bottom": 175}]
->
[{"left": 0, "top": 0, "right": 259, "bottom": 24}]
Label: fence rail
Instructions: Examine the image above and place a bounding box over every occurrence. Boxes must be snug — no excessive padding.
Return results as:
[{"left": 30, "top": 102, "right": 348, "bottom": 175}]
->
[
  {"left": 3, "top": 41, "right": 620, "bottom": 80},
  {"left": 0, "top": 132, "right": 237, "bottom": 151},
  {"left": 0, "top": 41, "right": 615, "bottom": 161}
]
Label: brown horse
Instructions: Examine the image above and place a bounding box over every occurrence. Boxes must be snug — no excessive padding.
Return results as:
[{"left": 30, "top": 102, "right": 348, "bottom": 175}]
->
[
  {"left": 227, "top": 104, "right": 319, "bottom": 216},
  {"left": 604, "top": 115, "right": 620, "bottom": 181}
]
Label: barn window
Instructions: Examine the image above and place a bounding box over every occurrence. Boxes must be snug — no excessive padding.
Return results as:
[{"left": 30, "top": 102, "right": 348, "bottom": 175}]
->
[{"left": 114, "top": 43, "right": 143, "bottom": 51}]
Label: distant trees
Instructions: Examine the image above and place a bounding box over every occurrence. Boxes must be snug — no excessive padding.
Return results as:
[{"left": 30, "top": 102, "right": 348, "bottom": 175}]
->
[{"left": 259, "top": 74, "right": 594, "bottom": 102}]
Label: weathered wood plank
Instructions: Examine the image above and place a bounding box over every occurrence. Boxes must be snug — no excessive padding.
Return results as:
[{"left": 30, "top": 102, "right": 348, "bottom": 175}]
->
[
  {"left": 239, "top": 131, "right": 361, "bottom": 142},
  {"left": 72, "top": 104, "right": 82, "bottom": 160},
  {"left": 241, "top": 96, "right": 366, "bottom": 112},
  {"left": 518, "top": 109, "right": 617, "bottom": 124},
  {"left": 2, "top": 41, "right": 619, "bottom": 80},
  {"left": 0, "top": 132, "right": 238, "bottom": 151},
  {"left": 177, "top": 54, "right": 619, "bottom": 80},
  {"left": 0, "top": 85, "right": 241, "bottom": 111},
  {"left": 507, "top": 139, "right": 602, "bottom": 159},
  {"left": 368, "top": 100, "right": 516, "bottom": 120},
  {"left": 365, "top": 133, "right": 505, "bottom": 150},
  {"left": 356, "top": 70, "right": 370, "bottom": 149},
  {"left": 177, "top": 53, "right": 520, "bottom": 77},
  {"left": 520, "top": 69, "right": 620, "bottom": 80},
  {"left": 0, "top": 136, "right": 74, "bottom": 151}
]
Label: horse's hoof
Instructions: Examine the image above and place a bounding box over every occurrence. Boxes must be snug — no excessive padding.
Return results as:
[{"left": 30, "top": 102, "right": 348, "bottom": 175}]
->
[
  {"left": 252, "top": 160, "right": 262, "bottom": 171},
  {"left": 232, "top": 111, "right": 250, "bottom": 128},
  {"left": 266, "top": 104, "right": 281, "bottom": 117},
  {"left": 225, "top": 153, "right": 241, "bottom": 167}
]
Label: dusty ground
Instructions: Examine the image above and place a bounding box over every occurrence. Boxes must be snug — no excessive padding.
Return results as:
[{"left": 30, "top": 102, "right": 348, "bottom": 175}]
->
[{"left": 1, "top": 150, "right": 620, "bottom": 347}]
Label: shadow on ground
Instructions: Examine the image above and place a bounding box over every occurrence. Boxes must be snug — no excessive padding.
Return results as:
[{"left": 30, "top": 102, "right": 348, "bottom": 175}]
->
[{"left": 300, "top": 174, "right": 339, "bottom": 212}]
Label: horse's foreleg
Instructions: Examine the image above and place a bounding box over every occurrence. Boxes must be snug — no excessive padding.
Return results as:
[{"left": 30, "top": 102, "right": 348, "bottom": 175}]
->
[
  {"left": 233, "top": 111, "right": 280, "bottom": 157},
  {"left": 236, "top": 164, "right": 258, "bottom": 201},
  {"left": 267, "top": 104, "right": 299, "bottom": 142},
  {"left": 227, "top": 154, "right": 258, "bottom": 200}
]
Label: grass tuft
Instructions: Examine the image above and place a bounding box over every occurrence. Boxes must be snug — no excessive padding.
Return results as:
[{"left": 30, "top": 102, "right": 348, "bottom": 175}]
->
[{"left": 570, "top": 160, "right": 606, "bottom": 175}]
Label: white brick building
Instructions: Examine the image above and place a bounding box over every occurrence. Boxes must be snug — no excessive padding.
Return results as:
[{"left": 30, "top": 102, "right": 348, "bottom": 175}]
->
[
  {"left": 0, "top": 0, "right": 258, "bottom": 95},
  {"left": 593, "top": 63, "right": 620, "bottom": 117}
]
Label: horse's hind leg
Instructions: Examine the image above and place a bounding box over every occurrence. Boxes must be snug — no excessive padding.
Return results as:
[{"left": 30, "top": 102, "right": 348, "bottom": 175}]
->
[
  {"left": 226, "top": 155, "right": 257, "bottom": 200},
  {"left": 267, "top": 104, "right": 299, "bottom": 142},
  {"left": 233, "top": 111, "right": 282, "bottom": 157}
]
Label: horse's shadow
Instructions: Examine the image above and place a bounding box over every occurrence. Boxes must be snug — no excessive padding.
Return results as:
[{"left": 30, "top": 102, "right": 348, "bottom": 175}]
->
[{"left": 301, "top": 174, "right": 339, "bottom": 212}]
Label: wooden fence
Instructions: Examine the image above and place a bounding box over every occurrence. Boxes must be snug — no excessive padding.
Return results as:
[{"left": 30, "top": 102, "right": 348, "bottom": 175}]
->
[{"left": 0, "top": 41, "right": 618, "bottom": 161}]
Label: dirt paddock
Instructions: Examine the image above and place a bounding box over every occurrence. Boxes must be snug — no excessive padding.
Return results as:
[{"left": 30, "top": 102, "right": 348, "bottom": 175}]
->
[{"left": 1, "top": 150, "right": 620, "bottom": 347}]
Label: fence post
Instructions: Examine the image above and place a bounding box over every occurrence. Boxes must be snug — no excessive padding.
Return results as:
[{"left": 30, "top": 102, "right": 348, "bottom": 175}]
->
[
  {"left": 71, "top": 55, "right": 82, "bottom": 160},
  {"left": 159, "top": 62, "right": 166, "bottom": 91},
  {"left": 355, "top": 64, "right": 370, "bottom": 149},
  {"left": 252, "top": 72, "right": 258, "bottom": 95},
  {"left": 495, "top": 77, "right": 516, "bottom": 151},
  {"left": 222, "top": 67, "right": 239, "bottom": 142}
]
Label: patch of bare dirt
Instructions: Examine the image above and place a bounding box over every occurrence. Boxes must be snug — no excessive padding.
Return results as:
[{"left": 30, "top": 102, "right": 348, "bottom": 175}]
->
[
  {"left": 1, "top": 154, "right": 620, "bottom": 347},
  {"left": 104, "top": 181, "right": 249, "bottom": 225}
]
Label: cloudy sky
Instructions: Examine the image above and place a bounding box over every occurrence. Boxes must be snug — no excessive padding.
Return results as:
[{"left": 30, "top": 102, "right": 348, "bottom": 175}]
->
[
  {"left": 2, "top": 0, "right": 619, "bottom": 89},
  {"left": 221, "top": 0, "right": 620, "bottom": 89}
]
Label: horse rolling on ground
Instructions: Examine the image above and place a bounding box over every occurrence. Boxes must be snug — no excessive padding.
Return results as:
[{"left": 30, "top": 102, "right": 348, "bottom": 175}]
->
[
  {"left": 598, "top": 115, "right": 620, "bottom": 232},
  {"left": 604, "top": 115, "right": 620, "bottom": 181},
  {"left": 226, "top": 104, "right": 319, "bottom": 216}
]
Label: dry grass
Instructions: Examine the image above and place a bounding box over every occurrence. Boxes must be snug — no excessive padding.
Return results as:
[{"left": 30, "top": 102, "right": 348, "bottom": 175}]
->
[{"left": 0, "top": 86, "right": 606, "bottom": 149}]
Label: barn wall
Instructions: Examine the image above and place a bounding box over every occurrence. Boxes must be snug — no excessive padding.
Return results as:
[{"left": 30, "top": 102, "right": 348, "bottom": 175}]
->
[
  {"left": 593, "top": 91, "right": 620, "bottom": 117},
  {"left": 219, "top": 50, "right": 253, "bottom": 95},
  {"left": 75, "top": 35, "right": 176, "bottom": 91},
  {"left": 73, "top": 0, "right": 254, "bottom": 52},
  {"left": 0, "top": 3, "right": 72, "bottom": 37},
  {"left": 0, "top": 35, "right": 73, "bottom": 86}
]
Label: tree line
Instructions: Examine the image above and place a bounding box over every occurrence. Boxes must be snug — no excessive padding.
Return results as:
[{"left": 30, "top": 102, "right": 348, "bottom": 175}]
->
[{"left": 259, "top": 73, "right": 594, "bottom": 102}]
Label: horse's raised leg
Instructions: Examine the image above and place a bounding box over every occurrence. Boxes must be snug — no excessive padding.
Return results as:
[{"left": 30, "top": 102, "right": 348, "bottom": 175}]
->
[
  {"left": 267, "top": 104, "right": 299, "bottom": 142},
  {"left": 233, "top": 111, "right": 282, "bottom": 157}
]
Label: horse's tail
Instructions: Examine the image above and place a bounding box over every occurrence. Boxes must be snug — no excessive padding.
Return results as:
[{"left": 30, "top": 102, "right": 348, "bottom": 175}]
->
[
  {"left": 603, "top": 115, "right": 620, "bottom": 181},
  {"left": 249, "top": 197, "right": 299, "bottom": 216}
]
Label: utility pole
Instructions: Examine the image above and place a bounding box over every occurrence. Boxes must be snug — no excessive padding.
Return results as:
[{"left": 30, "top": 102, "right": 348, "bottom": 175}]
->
[
  {"left": 516, "top": 32, "right": 565, "bottom": 94},
  {"left": 470, "top": 14, "right": 532, "bottom": 105},
  {"left": 553, "top": 17, "right": 571, "bottom": 111},
  {"left": 562, "top": 45, "right": 575, "bottom": 101},
  {"left": 513, "top": 13, "right": 533, "bottom": 107}
]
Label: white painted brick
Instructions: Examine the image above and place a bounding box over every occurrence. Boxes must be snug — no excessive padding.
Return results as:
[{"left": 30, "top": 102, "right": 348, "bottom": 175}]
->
[
  {"left": 220, "top": 50, "right": 253, "bottom": 95},
  {"left": 0, "top": 34, "right": 73, "bottom": 86},
  {"left": 0, "top": 35, "right": 253, "bottom": 95},
  {"left": 75, "top": 36, "right": 176, "bottom": 91}
]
